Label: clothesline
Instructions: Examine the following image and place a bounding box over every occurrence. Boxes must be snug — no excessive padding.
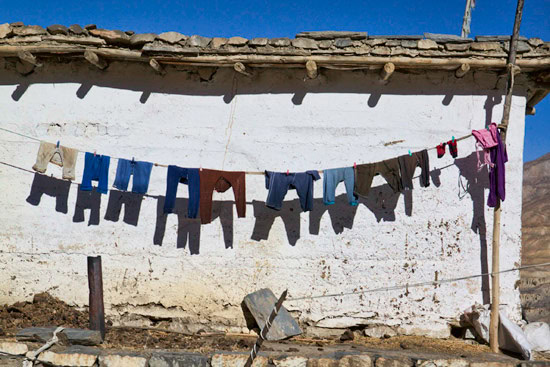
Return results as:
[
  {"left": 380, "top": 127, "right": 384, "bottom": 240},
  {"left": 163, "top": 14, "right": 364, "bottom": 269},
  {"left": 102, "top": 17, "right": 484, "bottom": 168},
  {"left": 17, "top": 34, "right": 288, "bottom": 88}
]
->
[{"left": 0, "top": 126, "right": 473, "bottom": 175}]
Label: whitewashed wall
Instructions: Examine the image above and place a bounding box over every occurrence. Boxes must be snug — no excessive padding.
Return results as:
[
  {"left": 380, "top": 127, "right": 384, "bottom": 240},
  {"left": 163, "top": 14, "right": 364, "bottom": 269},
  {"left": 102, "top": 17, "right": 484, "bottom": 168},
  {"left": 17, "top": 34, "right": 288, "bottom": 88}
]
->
[{"left": 0, "top": 61, "right": 526, "bottom": 337}]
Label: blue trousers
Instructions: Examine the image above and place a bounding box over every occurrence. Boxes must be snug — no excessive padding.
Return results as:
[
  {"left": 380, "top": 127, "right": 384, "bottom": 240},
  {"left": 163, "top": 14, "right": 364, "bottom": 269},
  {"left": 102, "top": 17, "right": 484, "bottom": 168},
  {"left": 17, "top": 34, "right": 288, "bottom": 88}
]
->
[
  {"left": 323, "top": 167, "right": 358, "bottom": 205},
  {"left": 265, "top": 170, "right": 320, "bottom": 211},
  {"left": 163, "top": 165, "right": 200, "bottom": 218},
  {"left": 81, "top": 152, "right": 110, "bottom": 194},
  {"left": 113, "top": 159, "right": 153, "bottom": 194}
]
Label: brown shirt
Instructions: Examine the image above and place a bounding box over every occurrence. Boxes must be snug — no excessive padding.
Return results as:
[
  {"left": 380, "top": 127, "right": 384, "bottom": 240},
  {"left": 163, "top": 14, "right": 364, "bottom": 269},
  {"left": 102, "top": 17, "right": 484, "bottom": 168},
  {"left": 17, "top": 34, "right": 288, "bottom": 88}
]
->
[{"left": 199, "top": 169, "right": 246, "bottom": 224}]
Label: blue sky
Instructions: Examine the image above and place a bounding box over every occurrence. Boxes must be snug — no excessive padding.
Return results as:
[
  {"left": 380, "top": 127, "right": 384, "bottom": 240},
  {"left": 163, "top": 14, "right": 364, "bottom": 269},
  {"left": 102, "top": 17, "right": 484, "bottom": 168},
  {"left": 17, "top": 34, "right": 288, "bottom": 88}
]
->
[{"left": 3, "top": 0, "right": 549, "bottom": 161}]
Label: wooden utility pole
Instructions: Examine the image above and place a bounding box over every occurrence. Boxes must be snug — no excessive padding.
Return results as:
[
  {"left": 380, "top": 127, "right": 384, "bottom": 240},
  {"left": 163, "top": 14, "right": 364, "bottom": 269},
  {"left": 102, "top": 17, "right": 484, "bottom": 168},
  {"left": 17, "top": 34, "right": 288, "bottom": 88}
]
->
[
  {"left": 461, "top": 0, "right": 474, "bottom": 37},
  {"left": 489, "top": 0, "right": 525, "bottom": 353},
  {"left": 88, "top": 256, "right": 106, "bottom": 340}
]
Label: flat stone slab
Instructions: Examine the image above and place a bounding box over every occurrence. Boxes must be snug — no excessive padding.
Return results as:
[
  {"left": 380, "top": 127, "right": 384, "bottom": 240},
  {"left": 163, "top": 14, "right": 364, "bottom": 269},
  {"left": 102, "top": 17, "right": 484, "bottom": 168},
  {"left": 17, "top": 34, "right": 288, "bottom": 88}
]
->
[
  {"left": 243, "top": 288, "right": 302, "bottom": 341},
  {"left": 16, "top": 327, "right": 102, "bottom": 346},
  {"left": 149, "top": 352, "right": 209, "bottom": 367},
  {"left": 0, "top": 341, "right": 28, "bottom": 355},
  {"left": 16, "top": 327, "right": 55, "bottom": 342}
]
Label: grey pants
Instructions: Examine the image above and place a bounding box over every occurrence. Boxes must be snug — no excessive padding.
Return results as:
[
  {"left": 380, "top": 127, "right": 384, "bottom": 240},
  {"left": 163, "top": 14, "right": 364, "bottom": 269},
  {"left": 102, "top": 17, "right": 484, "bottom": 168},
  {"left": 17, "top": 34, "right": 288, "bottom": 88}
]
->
[{"left": 32, "top": 141, "right": 78, "bottom": 180}]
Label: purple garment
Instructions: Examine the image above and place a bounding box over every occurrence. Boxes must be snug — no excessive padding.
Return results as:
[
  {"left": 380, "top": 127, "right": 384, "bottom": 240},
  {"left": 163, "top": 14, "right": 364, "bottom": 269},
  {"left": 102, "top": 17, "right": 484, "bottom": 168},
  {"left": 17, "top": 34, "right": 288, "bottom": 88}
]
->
[{"left": 487, "top": 129, "right": 508, "bottom": 207}]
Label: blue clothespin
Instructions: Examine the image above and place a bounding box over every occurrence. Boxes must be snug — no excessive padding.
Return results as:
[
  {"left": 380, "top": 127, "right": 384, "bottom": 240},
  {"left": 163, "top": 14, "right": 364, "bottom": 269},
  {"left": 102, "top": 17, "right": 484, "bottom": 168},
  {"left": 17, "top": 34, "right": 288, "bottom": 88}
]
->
[
  {"left": 56, "top": 140, "right": 60, "bottom": 148},
  {"left": 452, "top": 136, "right": 455, "bottom": 143},
  {"left": 131, "top": 157, "right": 135, "bottom": 163},
  {"left": 408, "top": 150, "right": 412, "bottom": 156}
]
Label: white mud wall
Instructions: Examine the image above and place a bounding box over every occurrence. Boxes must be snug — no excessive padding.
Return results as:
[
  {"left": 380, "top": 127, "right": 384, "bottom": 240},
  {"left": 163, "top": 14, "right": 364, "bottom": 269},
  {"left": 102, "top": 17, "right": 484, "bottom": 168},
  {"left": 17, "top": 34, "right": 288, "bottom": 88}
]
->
[{"left": 0, "top": 61, "right": 526, "bottom": 337}]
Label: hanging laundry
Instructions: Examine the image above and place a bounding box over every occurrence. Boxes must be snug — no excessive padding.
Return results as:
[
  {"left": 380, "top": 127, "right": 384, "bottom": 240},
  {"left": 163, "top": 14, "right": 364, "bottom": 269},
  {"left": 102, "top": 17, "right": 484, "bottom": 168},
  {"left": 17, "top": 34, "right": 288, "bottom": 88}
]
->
[
  {"left": 163, "top": 166, "right": 200, "bottom": 218},
  {"left": 323, "top": 167, "right": 358, "bottom": 206},
  {"left": 80, "top": 152, "right": 110, "bottom": 194},
  {"left": 398, "top": 149, "right": 430, "bottom": 190},
  {"left": 447, "top": 139, "right": 458, "bottom": 158},
  {"left": 487, "top": 124, "right": 508, "bottom": 207},
  {"left": 32, "top": 141, "right": 78, "bottom": 180},
  {"left": 472, "top": 124, "right": 499, "bottom": 170},
  {"left": 354, "top": 158, "right": 402, "bottom": 198},
  {"left": 265, "top": 170, "right": 320, "bottom": 212},
  {"left": 113, "top": 158, "right": 153, "bottom": 194},
  {"left": 200, "top": 169, "right": 246, "bottom": 224},
  {"left": 436, "top": 143, "right": 446, "bottom": 158}
]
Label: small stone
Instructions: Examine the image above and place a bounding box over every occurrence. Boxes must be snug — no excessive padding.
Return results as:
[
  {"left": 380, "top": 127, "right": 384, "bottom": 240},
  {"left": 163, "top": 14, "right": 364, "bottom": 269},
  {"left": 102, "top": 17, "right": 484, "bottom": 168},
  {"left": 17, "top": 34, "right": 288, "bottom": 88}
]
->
[
  {"left": 354, "top": 46, "right": 371, "bottom": 55},
  {"left": 296, "top": 31, "right": 367, "bottom": 40},
  {"left": 38, "top": 350, "right": 97, "bottom": 367},
  {"left": 424, "top": 33, "right": 472, "bottom": 43},
  {"left": 125, "top": 30, "right": 135, "bottom": 36},
  {"left": 364, "top": 325, "right": 397, "bottom": 338},
  {"left": 339, "top": 330, "right": 354, "bottom": 341},
  {"left": 84, "top": 24, "right": 97, "bottom": 30},
  {"left": 99, "top": 354, "right": 147, "bottom": 367},
  {"left": 371, "top": 47, "right": 391, "bottom": 55},
  {"left": 371, "top": 35, "right": 422, "bottom": 40},
  {"left": 307, "top": 358, "right": 338, "bottom": 367},
  {"left": 318, "top": 40, "right": 332, "bottom": 49},
  {"left": 47, "top": 24, "right": 68, "bottom": 35},
  {"left": 274, "top": 356, "right": 308, "bottom": 367},
  {"left": 270, "top": 38, "right": 291, "bottom": 47},
  {"left": 61, "top": 328, "right": 103, "bottom": 346},
  {"left": 339, "top": 355, "right": 372, "bottom": 367},
  {"left": 149, "top": 352, "right": 209, "bottom": 367},
  {"left": 475, "top": 35, "right": 527, "bottom": 42},
  {"left": 291, "top": 38, "right": 318, "bottom": 49},
  {"left": 89, "top": 28, "right": 131, "bottom": 45},
  {"left": 227, "top": 36, "right": 248, "bottom": 46},
  {"left": 211, "top": 354, "right": 268, "bottom": 367},
  {"left": 16, "top": 327, "right": 55, "bottom": 342},
  {"left": 68, "top": 24, "right": 84, "bottom": 35},
  {"left": 365, "top": 39, "right": 385, "bottom": 46},
  {"left": 0, "top": 23, "right": 13, "bottom": 38},
  {"left": 503, "top": 40, "right": 531, "bottom": 53},
  {"left": 445, "top": 43, "right": 471, "bottom": 51},
  {"left": 401, "top": 40, "right": 417, "bottom": 48},
  {"left": 12, "top": 25, "right": 47, "bottom": 36},
  {"left": 385, "top": 40, "right": 400, "bottom": 47},
  {"left": 0, "top": 342, "right": 28, "bottom": 355},
  {"left": 130, "top": 33, "right": 157, "bottom": 46},
  {"left": 470, "top": 42, "right": 501, "bottom": 51},
  {"left": 375, "top": 356, "right": 413, "bottom": 367},
  {"left": 249, "top": 37, "right": 268, "bottom": 46},
  {"left": 10, "top": 22, "right": 24, "bottom": 27},
  {"left": 210, "top": 37, "right": 228, "bottom": 48},
  {"left": 187, "top": 35, "right": 211, "bottom": 48},
  {"left": 157, "top": 31, "right": 186, "bottom": 44},
  {"left": 417, "top": 39, "right": 438, "bottom": 50},
  {"left": 527, "top": 38, "right": 544, "bottom": 47},
  {"left": 334, "top": 38, "right": 352, "bottom": 48}
]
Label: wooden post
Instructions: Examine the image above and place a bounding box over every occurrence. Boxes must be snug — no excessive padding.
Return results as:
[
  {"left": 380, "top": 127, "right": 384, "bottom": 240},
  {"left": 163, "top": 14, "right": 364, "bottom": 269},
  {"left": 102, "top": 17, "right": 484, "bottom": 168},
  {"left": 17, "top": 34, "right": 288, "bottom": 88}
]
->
[
  {"left": 455, "top": 63, "right": 470, "bottom": 78},
  {"left": 84, "top": 50, "right": 108, "bottom": 70},
  {"left": 87, "top": 256, "right": 105, "bottom": 340},
  {"left": 305, "top": 60, "right": 318, "bottom": 79},
  {"left": 461, "top": 0, "right": 473, "bottom": 37},
  {"left": 380, "top": 62, "right": 395, "bottom": 82},
  {"left": 489, "top": 0, "right": 524, "bottom": 353}
]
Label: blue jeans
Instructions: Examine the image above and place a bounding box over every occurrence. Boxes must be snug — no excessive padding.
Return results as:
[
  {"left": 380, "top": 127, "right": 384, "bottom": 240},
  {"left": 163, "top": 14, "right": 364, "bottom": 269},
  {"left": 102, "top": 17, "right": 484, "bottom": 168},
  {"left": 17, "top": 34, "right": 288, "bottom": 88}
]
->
[
  {"left": 81, "top": 152, "right": 110, "bottom": 194},
  {"left": 163, "top": 165, "right": 200, "bottom": 218},
  {"left": 113, "top": 159, "right": 153, "bottom": 194},
  {"left": 265, "top": 170, "right": 320, "bottom": 211},
  {"left": 323, "top": 167, "right": 358, "bottom": 206}
]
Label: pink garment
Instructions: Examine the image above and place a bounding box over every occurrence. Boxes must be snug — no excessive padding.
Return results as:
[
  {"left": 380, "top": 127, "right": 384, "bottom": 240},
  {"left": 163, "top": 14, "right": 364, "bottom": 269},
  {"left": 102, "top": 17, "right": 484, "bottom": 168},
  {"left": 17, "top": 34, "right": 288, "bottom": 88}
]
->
[{"left": 472, "top": 123, "right": 499, "bottom": 170}]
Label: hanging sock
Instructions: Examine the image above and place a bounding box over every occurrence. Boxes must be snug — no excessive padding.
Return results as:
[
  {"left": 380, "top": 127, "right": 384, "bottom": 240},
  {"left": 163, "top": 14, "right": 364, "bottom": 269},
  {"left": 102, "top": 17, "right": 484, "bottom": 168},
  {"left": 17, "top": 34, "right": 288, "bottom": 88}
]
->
[
  {"left": 436, "top": 143, "right": 446, "bottom": 158},
  {"left": 447, "top": 139, "right": 458, "bottom": 158}
]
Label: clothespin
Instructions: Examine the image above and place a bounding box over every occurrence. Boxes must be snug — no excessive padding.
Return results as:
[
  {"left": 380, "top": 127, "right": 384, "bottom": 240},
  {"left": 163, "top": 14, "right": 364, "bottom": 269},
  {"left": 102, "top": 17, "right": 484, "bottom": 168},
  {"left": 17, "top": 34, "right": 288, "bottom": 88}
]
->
[
  {"left": 408, "top": 150, "right": 412, "bottom": 156},
  {"left": 452, "top": 136, "right": 455, "bottom": 143},
  {"left": 286, "top": 169, "right": 289, "bottom": 176},
  {"left": 199, "top": 165, "right": 202, "bottom": 171},
  {"left": 56, "top": 140, "right": 60, "bottom": 148},
  {"left": 93, "top": 150, "right": 97, "bottom": 157},
  {"left": 353, "top": 162, "right": 357, "bottom": 169},
  {"left": 131, "top": 157, "right": 135, "bottom": 163}
]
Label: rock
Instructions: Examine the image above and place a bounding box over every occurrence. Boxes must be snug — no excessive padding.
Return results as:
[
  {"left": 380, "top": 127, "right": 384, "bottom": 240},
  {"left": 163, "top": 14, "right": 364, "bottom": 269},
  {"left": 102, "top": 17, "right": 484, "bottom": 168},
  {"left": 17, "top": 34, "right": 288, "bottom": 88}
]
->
[
  {"left": 370, "top": 35, "right": 422, "bottom": 40},
  {"left": 125, "top": 30, "right": 135, "bottom": 36},
  {"left": 0, "top": 342, "right": 28, "bottom": 355},
  {"left": 371, "top": 47, "right": 391, "bottom": 56},
  {"left": 503, "top": 40, "right": 531, "bottom": 53},
  {"left": 364, "top": 325, "right": 396, "bottom": 338},
  {"left": 16, "top": 327, "right": 55, "bottom": 342},
  {"left": 68, "top": 24, "right": 85, "bottom": 35},
  {"left": 149, "top": 352, "right": 208, "bottom": 367},
  {"left": 417, "top": 39, "right": 438, "bottom": 50},
  {"left": 0, "top": 23, "right": 13, "bottom": 38},
  {"left": 61, "top": 328, "right": 103, "bottom": 346},
  {"left": 187, "top": 35, "right": 211, "bottom": 48},
  {"left": 424, "top": 33, "right": 472, "bottom": 43},
  {"left": 249, "top": 38, "right": 268, "bottom": 46},
  {"left": 142, "top": 44, "right": 187, "bottom": 53},
  {"left": 270, "top": 38, "right": 291, "bottom": 47},
  {"left": 338, "top": 355, "right": 372, "bottom": 367},
  {"left": 43, "top": 35, "right": 106, "bottom": 46},
  {"left": 38, "top": 350, "right": 98, "bottom": 367},
  {"left": 527, "top": 38, "right": 544, "bottom": 47},
  {"left": 274, "top": 356, "right": 308, "bottom": 367},
  {"left": 475, "top": 35, "right": 527, "bottom": 42},
  {"left": 47, "top": 24, "right": 68, "bottom": 35},
  {"left": 318, "top": 40, "right": 332, "bottom": 49},
  {"left": 417, "top": 360, "right": 469, "bottom": 367},
  {"left": 10, "top": 22, "right": 24, "bottom": 27},
  {"left": 157, "top": 32, "right": 186, "bottom": 44},
  {"left": 228, "top": 36, "right": 248, "bottom": 46},
  {"left": 99, "top": 354, "right": 147, "bottom": 367},
  {"left": 210, "top": 37, "right": 228, "bottom": 48},
  {"left": 470, "top": 363, "right": 516, "bottom": 367},
  {"left": 307, "top": 358, "right": 338, "bottom": 367},
  {"left": 354, "top": 46, "right": 371, "bottom": 55},
  {"left": 470, "top": 42, "right": 501, "bottom": 51},
  {"left": 374, "top": 357, "right": 413, "bottom": 367},
  {"left": 296, "top": 31, "right": 367, "bottom": 40},
  {"left": 88, "top": 29, "right": 131, "bottom": 45},
  {"left": 334, "top": 38, "right": 352, "bottom": 48},
  {"left": 400, "top": 40, "right": 417, "bottom": 48},
  {"left": 339, "top": 330, "right": 354, "bottom": 341},
  {"left": 291, "top": 38, "right": 318, "bottom": 49},
  {"left": 365, "top": 39, "right": 385, "bottom": 46},
  {"left": 129, "top": 33, "right": 157, "bottom": 47},
  {"left": 242, "top": 288, "right": 302, "bottom": 341},
  {"left": 385, "top": 40, "right": 400, "bottom": 47},
  {"left": 84, "top": 24, "right": 97, "bottom": 30},
  {"left": 0, "top": 356, "right": 23, "bottom": 367},
  {"left": 12, "top": 25, "right": 47, "bottom": 36},
  {"left": 445, "top": 43, "right": 470, "bottom": 51},
  {"left": 211, "top": 353, "right": 268, "bottom": 367}
]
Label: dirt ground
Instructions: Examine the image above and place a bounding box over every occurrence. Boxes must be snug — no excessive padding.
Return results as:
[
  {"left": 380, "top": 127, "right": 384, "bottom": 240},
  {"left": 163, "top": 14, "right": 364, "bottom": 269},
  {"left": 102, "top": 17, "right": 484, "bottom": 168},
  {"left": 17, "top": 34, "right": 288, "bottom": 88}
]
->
[{"left": 1, "top": 293, "right": 548, "bottom": 361}]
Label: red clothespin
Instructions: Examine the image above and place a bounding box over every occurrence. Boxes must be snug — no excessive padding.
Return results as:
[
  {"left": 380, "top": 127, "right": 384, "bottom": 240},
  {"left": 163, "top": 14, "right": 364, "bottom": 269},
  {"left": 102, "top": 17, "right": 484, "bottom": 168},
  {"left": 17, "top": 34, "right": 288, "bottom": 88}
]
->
[
  {"left": 353, "top": 162, "right": 357, "bottom": 169},
  {"left": 93, "top": 150, "right": 97, "bottom": 157},
  {"left": 286, "top": 169, "right": 289, "bottom": 176}
]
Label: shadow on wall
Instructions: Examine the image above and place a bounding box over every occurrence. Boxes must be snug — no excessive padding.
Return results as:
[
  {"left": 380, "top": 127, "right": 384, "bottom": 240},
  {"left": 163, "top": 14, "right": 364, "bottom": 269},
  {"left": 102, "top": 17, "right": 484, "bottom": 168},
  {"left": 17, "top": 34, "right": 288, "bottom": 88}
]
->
[{"left": 0, "top": 61, "right": 519, "bottom": 107}]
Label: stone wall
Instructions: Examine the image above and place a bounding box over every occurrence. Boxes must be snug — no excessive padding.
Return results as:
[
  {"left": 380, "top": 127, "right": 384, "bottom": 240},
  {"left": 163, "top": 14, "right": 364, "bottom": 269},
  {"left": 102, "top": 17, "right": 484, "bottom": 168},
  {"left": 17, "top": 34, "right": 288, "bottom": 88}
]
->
[{"left": 0, "top": 61, "right": 526, "bottom": 337}]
